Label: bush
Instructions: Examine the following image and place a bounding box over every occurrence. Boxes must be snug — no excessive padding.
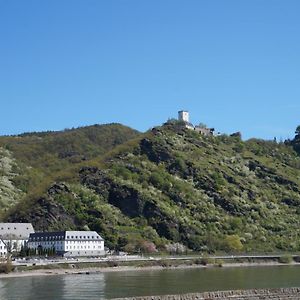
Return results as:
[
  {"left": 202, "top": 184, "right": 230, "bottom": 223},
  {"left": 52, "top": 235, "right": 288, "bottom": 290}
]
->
[
  {"left": 279, "top": 255, "right": 293, "bottom": 264},
  {"left": 194, "top": 256, "right": 214, "bottom": 266},
  {"left": 0, "top": 261, "right": 13, "bottom": 273}
]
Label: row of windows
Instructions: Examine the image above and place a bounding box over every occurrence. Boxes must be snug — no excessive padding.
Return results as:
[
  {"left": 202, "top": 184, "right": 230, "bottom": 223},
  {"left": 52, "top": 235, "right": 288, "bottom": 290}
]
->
[
  {"left": 30, "top": 241, "right": 63, "bottom": 245},
  {"left": 0, "top": 252, "right": 7, "bottom": 255},
  {"left": 0, "top": 234, "right": 23, "bottom": 238},
  {"left": 0, "top": 227, "right": 30, "bottom": 230},
  {"left": 30, "top": 235, "right": 101, "bottom": 241},
  {"left": 66, "top": 235, "right": 100, "bottom": 240},
  {"left": 66, "top": 245, "right": 102, "bottom": 250},
  {"left": 0, "top": 246, "right": 6, "bottom": 249},
  {"left": 30, "top": 236, "right": 64, "bottom": 241},
  {"left": 66, "top": 240, "right": 101, "bottom": 244},
  {"left": 29, "top": 241, "right": 101, "bottom": 247}
]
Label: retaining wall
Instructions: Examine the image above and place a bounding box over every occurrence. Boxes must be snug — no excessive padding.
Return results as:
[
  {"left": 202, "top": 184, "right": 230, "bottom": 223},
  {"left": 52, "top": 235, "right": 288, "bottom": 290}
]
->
[{"left": 112, "top": 287, "right": 300, "bottom": 300}]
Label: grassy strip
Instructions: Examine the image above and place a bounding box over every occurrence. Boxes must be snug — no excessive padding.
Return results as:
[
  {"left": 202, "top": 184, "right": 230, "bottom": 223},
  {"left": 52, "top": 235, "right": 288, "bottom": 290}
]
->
[{"left": 13, "top": 255, "right": 297, "bottom": 273}]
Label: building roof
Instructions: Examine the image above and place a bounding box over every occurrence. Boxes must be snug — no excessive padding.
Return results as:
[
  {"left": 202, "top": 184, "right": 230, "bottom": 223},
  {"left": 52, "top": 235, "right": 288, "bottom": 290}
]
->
[
  {"left": 28, "top": 230, "right": 103, "bottom": 241},
  {"left": 65, "top": 231, "right": 103, "bottom": 240},
  {"left": 0, "top": 223, "right": 35, "bottom": 240}
]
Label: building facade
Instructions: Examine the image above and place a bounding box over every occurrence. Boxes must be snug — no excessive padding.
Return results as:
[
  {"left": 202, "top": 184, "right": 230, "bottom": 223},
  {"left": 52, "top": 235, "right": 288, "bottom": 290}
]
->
[
  {"left": 28, "top": 231, "right": 105, "bottom": 257},
  {"left": 0, "top": 223, "right": 35, "bottom": 252},
  {"left": 194, "top": 126, "right": 215, "bottom": 136},
  {"left": 0, "top": 239, "right": 7, "bottom": 257},
  {"left": 178, "top": 110, "right": 190, "bottom": 123}
]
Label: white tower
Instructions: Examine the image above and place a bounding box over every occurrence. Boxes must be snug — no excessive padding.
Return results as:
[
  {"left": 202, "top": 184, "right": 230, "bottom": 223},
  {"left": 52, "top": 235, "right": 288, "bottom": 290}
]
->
[{"left": 178, "top": 110, "right": 189, "bottom": 123}]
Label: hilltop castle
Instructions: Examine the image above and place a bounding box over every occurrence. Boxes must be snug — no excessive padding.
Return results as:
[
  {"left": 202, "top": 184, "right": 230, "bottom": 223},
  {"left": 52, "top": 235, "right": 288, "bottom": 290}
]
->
[{"left": 178, "top": 110, "right": 215, "bottom": 136}]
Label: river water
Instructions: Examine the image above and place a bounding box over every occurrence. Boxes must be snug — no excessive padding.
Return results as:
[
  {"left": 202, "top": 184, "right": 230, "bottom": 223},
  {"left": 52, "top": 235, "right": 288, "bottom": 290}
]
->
[{"left": 0, "top": 265, "right": 300, "bottom": 299}]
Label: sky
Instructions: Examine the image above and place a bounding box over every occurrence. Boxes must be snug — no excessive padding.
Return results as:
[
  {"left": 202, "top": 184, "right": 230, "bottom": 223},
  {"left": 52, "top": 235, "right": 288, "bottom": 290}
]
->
[{"left": 0, "top": 0, "right": 299, "bottom": 140}]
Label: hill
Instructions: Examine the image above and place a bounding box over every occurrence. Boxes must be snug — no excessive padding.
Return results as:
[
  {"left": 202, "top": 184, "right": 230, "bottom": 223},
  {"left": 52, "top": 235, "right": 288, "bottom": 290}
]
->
[
  {"left": 0, "top": 123, "right": 140, "bottom": 209},
  {"left": 2, "top": 121, "right": 300, "bottom": 253}
]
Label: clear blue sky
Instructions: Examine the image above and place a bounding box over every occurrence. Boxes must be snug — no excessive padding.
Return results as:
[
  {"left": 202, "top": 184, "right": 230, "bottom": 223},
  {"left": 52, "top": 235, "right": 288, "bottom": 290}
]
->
[{"left": 1, "top": 0, "right": 299, "bottom": 140}]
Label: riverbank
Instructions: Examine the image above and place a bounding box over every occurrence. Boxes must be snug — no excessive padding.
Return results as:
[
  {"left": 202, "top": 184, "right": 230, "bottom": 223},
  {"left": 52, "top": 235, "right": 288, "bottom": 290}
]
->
[
  {"left": 1, "top": 259, "right": 299, "bottom": 279},
  {"left": 112, "top": 287, "right": 300, "bottom": 300}
]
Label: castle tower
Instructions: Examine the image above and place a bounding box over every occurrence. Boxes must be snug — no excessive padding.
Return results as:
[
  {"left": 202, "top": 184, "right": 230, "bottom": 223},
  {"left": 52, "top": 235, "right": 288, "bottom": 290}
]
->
[{"left": 178, "top": 110, "right": 189, "bottom": 123}]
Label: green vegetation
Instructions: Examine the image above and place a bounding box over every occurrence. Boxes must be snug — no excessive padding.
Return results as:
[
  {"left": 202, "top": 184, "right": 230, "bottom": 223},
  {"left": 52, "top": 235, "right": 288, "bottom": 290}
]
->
[
  {"left": 0, "top": 259, "right": 13, "bottom": 274},
  {"left": 2, "top": 122, "right": 300, "bottom": 253},
  {"left": 0, "top": 123, "right": 140, "bottom": 210},
  {"left": 278, "top": 255, "right": 293, "bottom": 264}
]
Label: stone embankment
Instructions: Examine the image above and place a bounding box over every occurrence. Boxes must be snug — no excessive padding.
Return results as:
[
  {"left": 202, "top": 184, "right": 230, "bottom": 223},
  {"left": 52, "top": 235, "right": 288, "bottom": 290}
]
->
[{"left": 113, "top": 287, "right": 300, "bottom": 300}]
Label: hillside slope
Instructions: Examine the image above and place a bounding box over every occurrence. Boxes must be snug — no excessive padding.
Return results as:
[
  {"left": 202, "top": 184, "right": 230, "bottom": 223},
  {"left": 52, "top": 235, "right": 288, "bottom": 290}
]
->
[
  {"left": 4, "top": 122, "right": 300, "bottom": 253},
  {"left": 0, "top": 123, "right": 140, "bottom": 209}
]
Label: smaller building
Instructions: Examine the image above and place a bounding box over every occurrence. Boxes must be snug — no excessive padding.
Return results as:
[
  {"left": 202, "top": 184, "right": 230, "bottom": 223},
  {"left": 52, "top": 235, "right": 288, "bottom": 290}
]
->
[
  {"left": 28, "top": 231, "right": 105, "bottom": 257},
  {"left": 0, "top": 223, "right": 35, "bottom": 252},
  {"left": 0, "top": 239, "right": 7, "bottom": 257},
  {"left": 194, "top": 126, "right": 215, "bottom": 136}
]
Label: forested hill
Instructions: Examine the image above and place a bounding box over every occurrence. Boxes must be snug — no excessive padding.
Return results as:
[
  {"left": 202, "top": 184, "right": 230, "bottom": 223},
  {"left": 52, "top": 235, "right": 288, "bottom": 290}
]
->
[
  {"left": 0, "top": 123, "right": 140, "bottom": 208},
  {"left": 2, "top": 121, "right": 300, "bottom": 253}
]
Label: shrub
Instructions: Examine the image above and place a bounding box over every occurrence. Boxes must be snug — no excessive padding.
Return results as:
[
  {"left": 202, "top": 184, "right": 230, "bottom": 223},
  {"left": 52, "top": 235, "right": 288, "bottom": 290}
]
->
[
  {"left": 279, "top": 255, "right": 293, "bottom": 264},
  {"left": 194, "top": 256, "right": 214, "bottom": 266},
  {"left": 224, "top": 235, "right": 243, "bottom": 252},
  {"left": 0, "top": 261, "right": 13, "bottom": 273}
]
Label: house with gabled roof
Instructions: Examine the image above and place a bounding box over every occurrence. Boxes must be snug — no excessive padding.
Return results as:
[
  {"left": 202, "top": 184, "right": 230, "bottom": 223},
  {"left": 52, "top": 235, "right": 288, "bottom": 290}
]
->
[{"left": 0, "top": 223, "right": 35, "bottom": 252}]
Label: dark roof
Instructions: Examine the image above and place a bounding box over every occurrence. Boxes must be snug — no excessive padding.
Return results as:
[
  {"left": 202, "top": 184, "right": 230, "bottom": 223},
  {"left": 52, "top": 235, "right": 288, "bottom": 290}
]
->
[{"left": 29, "top": 231, "right": 103, "bottom": 241}]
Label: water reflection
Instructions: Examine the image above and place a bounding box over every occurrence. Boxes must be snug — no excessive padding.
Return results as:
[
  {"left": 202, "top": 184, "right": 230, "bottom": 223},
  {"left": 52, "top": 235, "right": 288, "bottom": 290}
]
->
[
  {"left": 0, "top": 273, "right": 106, "bottom": 300},
  {"left": 61, "top": 273, "right": 106, "bottom": 300},
  {"left": 0, "top": 266, "right": 300, "bottom": 299}
]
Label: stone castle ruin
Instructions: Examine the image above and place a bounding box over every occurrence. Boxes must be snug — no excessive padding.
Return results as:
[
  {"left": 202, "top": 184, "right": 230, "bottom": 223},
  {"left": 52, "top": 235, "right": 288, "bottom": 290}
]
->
[{"left": 178, "top": 110, "right": 215, "bottom": 136}]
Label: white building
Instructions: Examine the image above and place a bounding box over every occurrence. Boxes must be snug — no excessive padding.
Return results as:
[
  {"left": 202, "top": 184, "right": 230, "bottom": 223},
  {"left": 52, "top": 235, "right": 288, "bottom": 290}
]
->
[
  {"left": 28, "top": 231, "right": 105, "bottom": 257},
  {"left": 0, "top": 223, "right": 34, "bottom": 252},
  {"left": 178, "top": 110, "right": 190, "bottom": 123},
  {"left": 0, "top": 239, "right": 7, "bottom": 257},
  {"left": 177, "top": 110, "right": 215, "bottom": 136},
  {"left": 178, "top": 110, "right": 194, "bottom": 130}
]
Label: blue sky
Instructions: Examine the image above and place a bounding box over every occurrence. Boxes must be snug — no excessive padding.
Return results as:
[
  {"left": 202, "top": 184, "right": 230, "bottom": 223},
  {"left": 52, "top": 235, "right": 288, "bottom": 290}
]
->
[{"left": 0, "top": 0, "right": 299, "bottom": 140}]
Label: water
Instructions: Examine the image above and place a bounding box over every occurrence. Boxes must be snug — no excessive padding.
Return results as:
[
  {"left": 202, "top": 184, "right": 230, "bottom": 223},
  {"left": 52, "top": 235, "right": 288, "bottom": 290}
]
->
[{"left": 1, "top": 266, "right": 300, "bottom": 299}]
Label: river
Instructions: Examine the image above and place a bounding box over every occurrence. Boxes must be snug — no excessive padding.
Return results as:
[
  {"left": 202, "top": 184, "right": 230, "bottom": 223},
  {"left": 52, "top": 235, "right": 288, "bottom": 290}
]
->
[{"left": 0, "top": 265, "right": 300, "bottom": 299}]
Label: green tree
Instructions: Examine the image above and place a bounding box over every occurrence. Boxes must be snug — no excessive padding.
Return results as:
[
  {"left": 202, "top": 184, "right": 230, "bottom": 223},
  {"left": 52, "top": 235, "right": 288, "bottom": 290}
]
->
[
  {"left": 295, "top": 125, "right": 300, "bottom": 137},
  {"left": 224, "top": 235, "right": 243, "bottom": 252}
]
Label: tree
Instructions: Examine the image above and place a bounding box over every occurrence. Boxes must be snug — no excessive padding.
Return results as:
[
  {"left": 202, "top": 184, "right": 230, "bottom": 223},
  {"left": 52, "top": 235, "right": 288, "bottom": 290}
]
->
[
  {"left": 292, "top": 125, "right": 300, "bottom": 154},
  {"left": 139, "top": 240, "right": 157, "bottom": 254},
  {"left": 224, "top": 235, "right": 243, "bottom": 252},
  {"left": 295, "top": 125, "right": 300, "bottom": 137},
  {"left": 198, "top": 123, "right": 207, "bottom": 128}
]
